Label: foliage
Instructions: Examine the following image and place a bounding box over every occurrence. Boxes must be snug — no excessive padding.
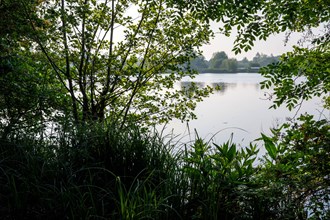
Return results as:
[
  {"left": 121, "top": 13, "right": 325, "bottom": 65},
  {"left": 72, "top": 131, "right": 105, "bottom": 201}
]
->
[
  {"left": 252, "top": 53, "right": 276, "bottom": 67},
  {"left": 180, "top": 135, "right": 265, "bottom": 219},
  {"left": 260, "top": 46, "right": 330, "bottom": 110},
  {"left": 0, "top": 123, "right": 283, "bottom": 219},
  {"left": 221, "top": 58, "right": 238, "bottom": 72},
  {"left": 1, "top": 115, "right": 329, "bottom": 219},
  {"left": 260, "top": 114, "right": 330, "bottom": 219},
  {"left": 1, "top": 0, "right": 330, "bottom": 219},
  {"left": 19, "top": 0, "right": 213, "bottom": 126},
  {"left": 0, "top": 0, "right": 44, "bottom": 48},
  {"left": 166, "top": 0, "right": 326, "bottom": 53},
  {"left": 0, "top": 0, "right": 69, "bottom": 139},
  {"left": 190, "top": 55, "right": 209, "bottom": 71},
  {"left": 209, "top": 51, "right": 229, "bottom": 69},
  {"left": 0, "top": 122, "right": 179, "bottom": 219},
  {"left": 175, "top": 136, "right": 306, "bottom": 220},
  {"left": 190, "top": 52, "right": 279, "bottom": 73},
  {"left": 0, "top": 50, "right": 68, "bottom": 140}
]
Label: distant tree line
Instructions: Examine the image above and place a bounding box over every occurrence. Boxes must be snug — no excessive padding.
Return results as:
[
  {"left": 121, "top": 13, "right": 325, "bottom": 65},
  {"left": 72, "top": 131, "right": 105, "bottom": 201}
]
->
[{"left": 190, "top": 51, "right": 280, "bottom": 73}]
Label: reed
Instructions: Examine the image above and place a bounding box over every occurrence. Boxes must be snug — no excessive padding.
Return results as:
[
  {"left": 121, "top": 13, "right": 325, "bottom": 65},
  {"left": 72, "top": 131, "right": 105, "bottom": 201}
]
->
[{"left": 1, "top": 119, "right": 328, "bottom": 219}]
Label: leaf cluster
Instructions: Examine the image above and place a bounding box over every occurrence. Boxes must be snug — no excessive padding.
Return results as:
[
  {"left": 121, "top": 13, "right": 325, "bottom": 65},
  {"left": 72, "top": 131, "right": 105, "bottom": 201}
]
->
[
  {"left": 181, "top": 134, "right": 262, "bottom": 219},
  {"left": 260, "top": 46, "right": 330, "bottom": 110},
  {"left": 260, "top": 114, "right": 330, "bottom": 219}
]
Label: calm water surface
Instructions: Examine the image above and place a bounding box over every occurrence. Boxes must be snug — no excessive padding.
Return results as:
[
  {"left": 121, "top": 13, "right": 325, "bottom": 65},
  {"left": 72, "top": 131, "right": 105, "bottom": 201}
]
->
[{"left": 161, "top": 73, "right": 329, "bottom": 151}]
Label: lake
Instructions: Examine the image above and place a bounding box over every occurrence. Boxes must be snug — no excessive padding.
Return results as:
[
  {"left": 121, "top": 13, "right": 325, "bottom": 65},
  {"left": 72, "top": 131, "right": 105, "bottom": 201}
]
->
[{"left": 160, "top": 73, "right": 329, "bottom": 152}]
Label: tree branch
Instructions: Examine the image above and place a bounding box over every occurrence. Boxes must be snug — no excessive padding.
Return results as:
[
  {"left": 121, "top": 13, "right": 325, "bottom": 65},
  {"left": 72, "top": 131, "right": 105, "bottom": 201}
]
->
[{"left": 61, "top": 0, "right": 79, "bottom": 123}]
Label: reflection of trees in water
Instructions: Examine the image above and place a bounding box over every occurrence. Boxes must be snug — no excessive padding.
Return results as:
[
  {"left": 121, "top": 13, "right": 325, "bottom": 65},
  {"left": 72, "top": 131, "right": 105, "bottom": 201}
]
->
[
  {"left": 234, "top": 83, "right": 260, "bottom": 92},
  {"left": 180, "top": 81, "right": 206, "bottom": 96},
  {"left": 180, "top": 81, "right": 205, "bottom": 89},
  {"left": 180, "top": 81, "right": 238, "bottom": 95},
  {"left": 209, "top": 82, "right": 237, "bottom": 94}
]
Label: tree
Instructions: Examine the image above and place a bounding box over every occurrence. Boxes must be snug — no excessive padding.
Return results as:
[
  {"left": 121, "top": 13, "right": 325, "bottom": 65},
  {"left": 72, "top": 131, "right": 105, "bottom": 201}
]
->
[
  {"left": 0, "top": 0, "right": 43, "bottom": 47},
  {"left": 209, "top": 51, "right": 228, "bottom": 69},
  {"left": 0, "top": 0, "right": 64, "bottom": 139},
  {"left": 174, "top": 0, "right": 329, "bottom": 110},
  {"left": 190, "top": 55, "right": 209, "bottom": 71},
  {"left": 5, "top": 0, "right": 327, "bottom": 129},
  {"left": 251, "top": 53, "right": 279, "bottom": 68},
  {"left": 172, "top": 0, "right": 329, "bottom": 54},
  {"left": 1, "top": 0, "right": 329, "bottom": 218},
  {"left": 220, "top": 58, "right": 238, "bottom": 72},
  {"left": 177, "top": 1, "right": 329, "bottom": 217},
  {"left": 1, "top": 54, "right": 70, "bottom": 140},
  {"left": 249, "top": 62, "right": 260, "bottom": 68},
  {"left": 16, "top": 0, "right": 214, "bottom": 128},
  {"left": 261, "top": 46, "right": 330, "bottom": 110},
  {"left": 260, "top": 115, "right": 330, "bottom": 218}
]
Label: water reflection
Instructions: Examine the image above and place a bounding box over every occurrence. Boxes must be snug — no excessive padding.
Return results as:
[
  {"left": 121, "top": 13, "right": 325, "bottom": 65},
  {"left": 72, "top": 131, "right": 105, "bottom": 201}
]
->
[
  {"left": 164, "top": 73, "right": 329, "bottom": 150},
  {"left": 180, "top": 81, "right": 238, "bottom": 95},
  {"left": 180, "top": 81, "right": 206, "bottom": 89}
]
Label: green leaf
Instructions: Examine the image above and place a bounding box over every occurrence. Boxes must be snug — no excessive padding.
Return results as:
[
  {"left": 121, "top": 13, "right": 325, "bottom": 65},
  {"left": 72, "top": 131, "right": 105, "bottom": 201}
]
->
[
  {"left": 261, "top": 133, "right": 277, "bottom": 160},
  {"left": 227, "top": 144, "right": 236, "bottom": 162}
]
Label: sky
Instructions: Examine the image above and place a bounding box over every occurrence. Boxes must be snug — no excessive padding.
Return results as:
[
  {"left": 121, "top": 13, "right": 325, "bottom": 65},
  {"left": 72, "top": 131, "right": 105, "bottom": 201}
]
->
[
  {"left": 117, "top": 5, "right": 325, "bottom": 62},
  {"left": 117, "top": 5, "right": 308, "bottom": 62},
  {"left": 201, "top": 22, "right": 304, "bottom": 61}
]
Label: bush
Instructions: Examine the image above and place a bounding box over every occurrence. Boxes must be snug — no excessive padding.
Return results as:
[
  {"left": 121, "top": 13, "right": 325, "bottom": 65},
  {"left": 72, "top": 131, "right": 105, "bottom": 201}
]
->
[
  {"left": 1, "top": 115, "right": 329, "bottom": 219},
  {"left": 0, "top": 122, "right": 178, "bottom": 219},
  {"left": 259, "top": 114, "right": 330, "bottom": 219}
]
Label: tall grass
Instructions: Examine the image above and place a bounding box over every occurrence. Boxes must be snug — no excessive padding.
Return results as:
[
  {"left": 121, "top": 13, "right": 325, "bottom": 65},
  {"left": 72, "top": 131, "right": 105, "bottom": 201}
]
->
[
  {"left": 0, "top": 121, "right": 181, "bottom": 219},
  {"left": 1, "top": 120, "right": 326, "bottom": 219}
]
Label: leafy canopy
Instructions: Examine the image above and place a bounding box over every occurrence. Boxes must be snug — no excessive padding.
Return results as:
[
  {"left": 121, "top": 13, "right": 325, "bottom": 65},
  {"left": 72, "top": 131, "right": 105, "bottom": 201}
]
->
[{"left": 1, "top": 0, "right": 216, "bottom": 129}]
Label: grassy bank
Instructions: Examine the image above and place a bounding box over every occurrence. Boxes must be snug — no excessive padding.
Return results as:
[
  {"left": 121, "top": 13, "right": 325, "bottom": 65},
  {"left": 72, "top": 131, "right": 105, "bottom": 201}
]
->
[{"left": 1, "top": 117, "right": 329, "bottom": 219}]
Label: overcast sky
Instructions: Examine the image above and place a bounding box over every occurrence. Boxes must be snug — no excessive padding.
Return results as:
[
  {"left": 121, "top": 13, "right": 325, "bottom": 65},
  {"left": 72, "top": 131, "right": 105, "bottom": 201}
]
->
[
  {"left": 201, "top": 23, "right": 304, "bottom": 61},
  {"left": 117, "top": 5, "right": 325, "bottom": 62}
]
